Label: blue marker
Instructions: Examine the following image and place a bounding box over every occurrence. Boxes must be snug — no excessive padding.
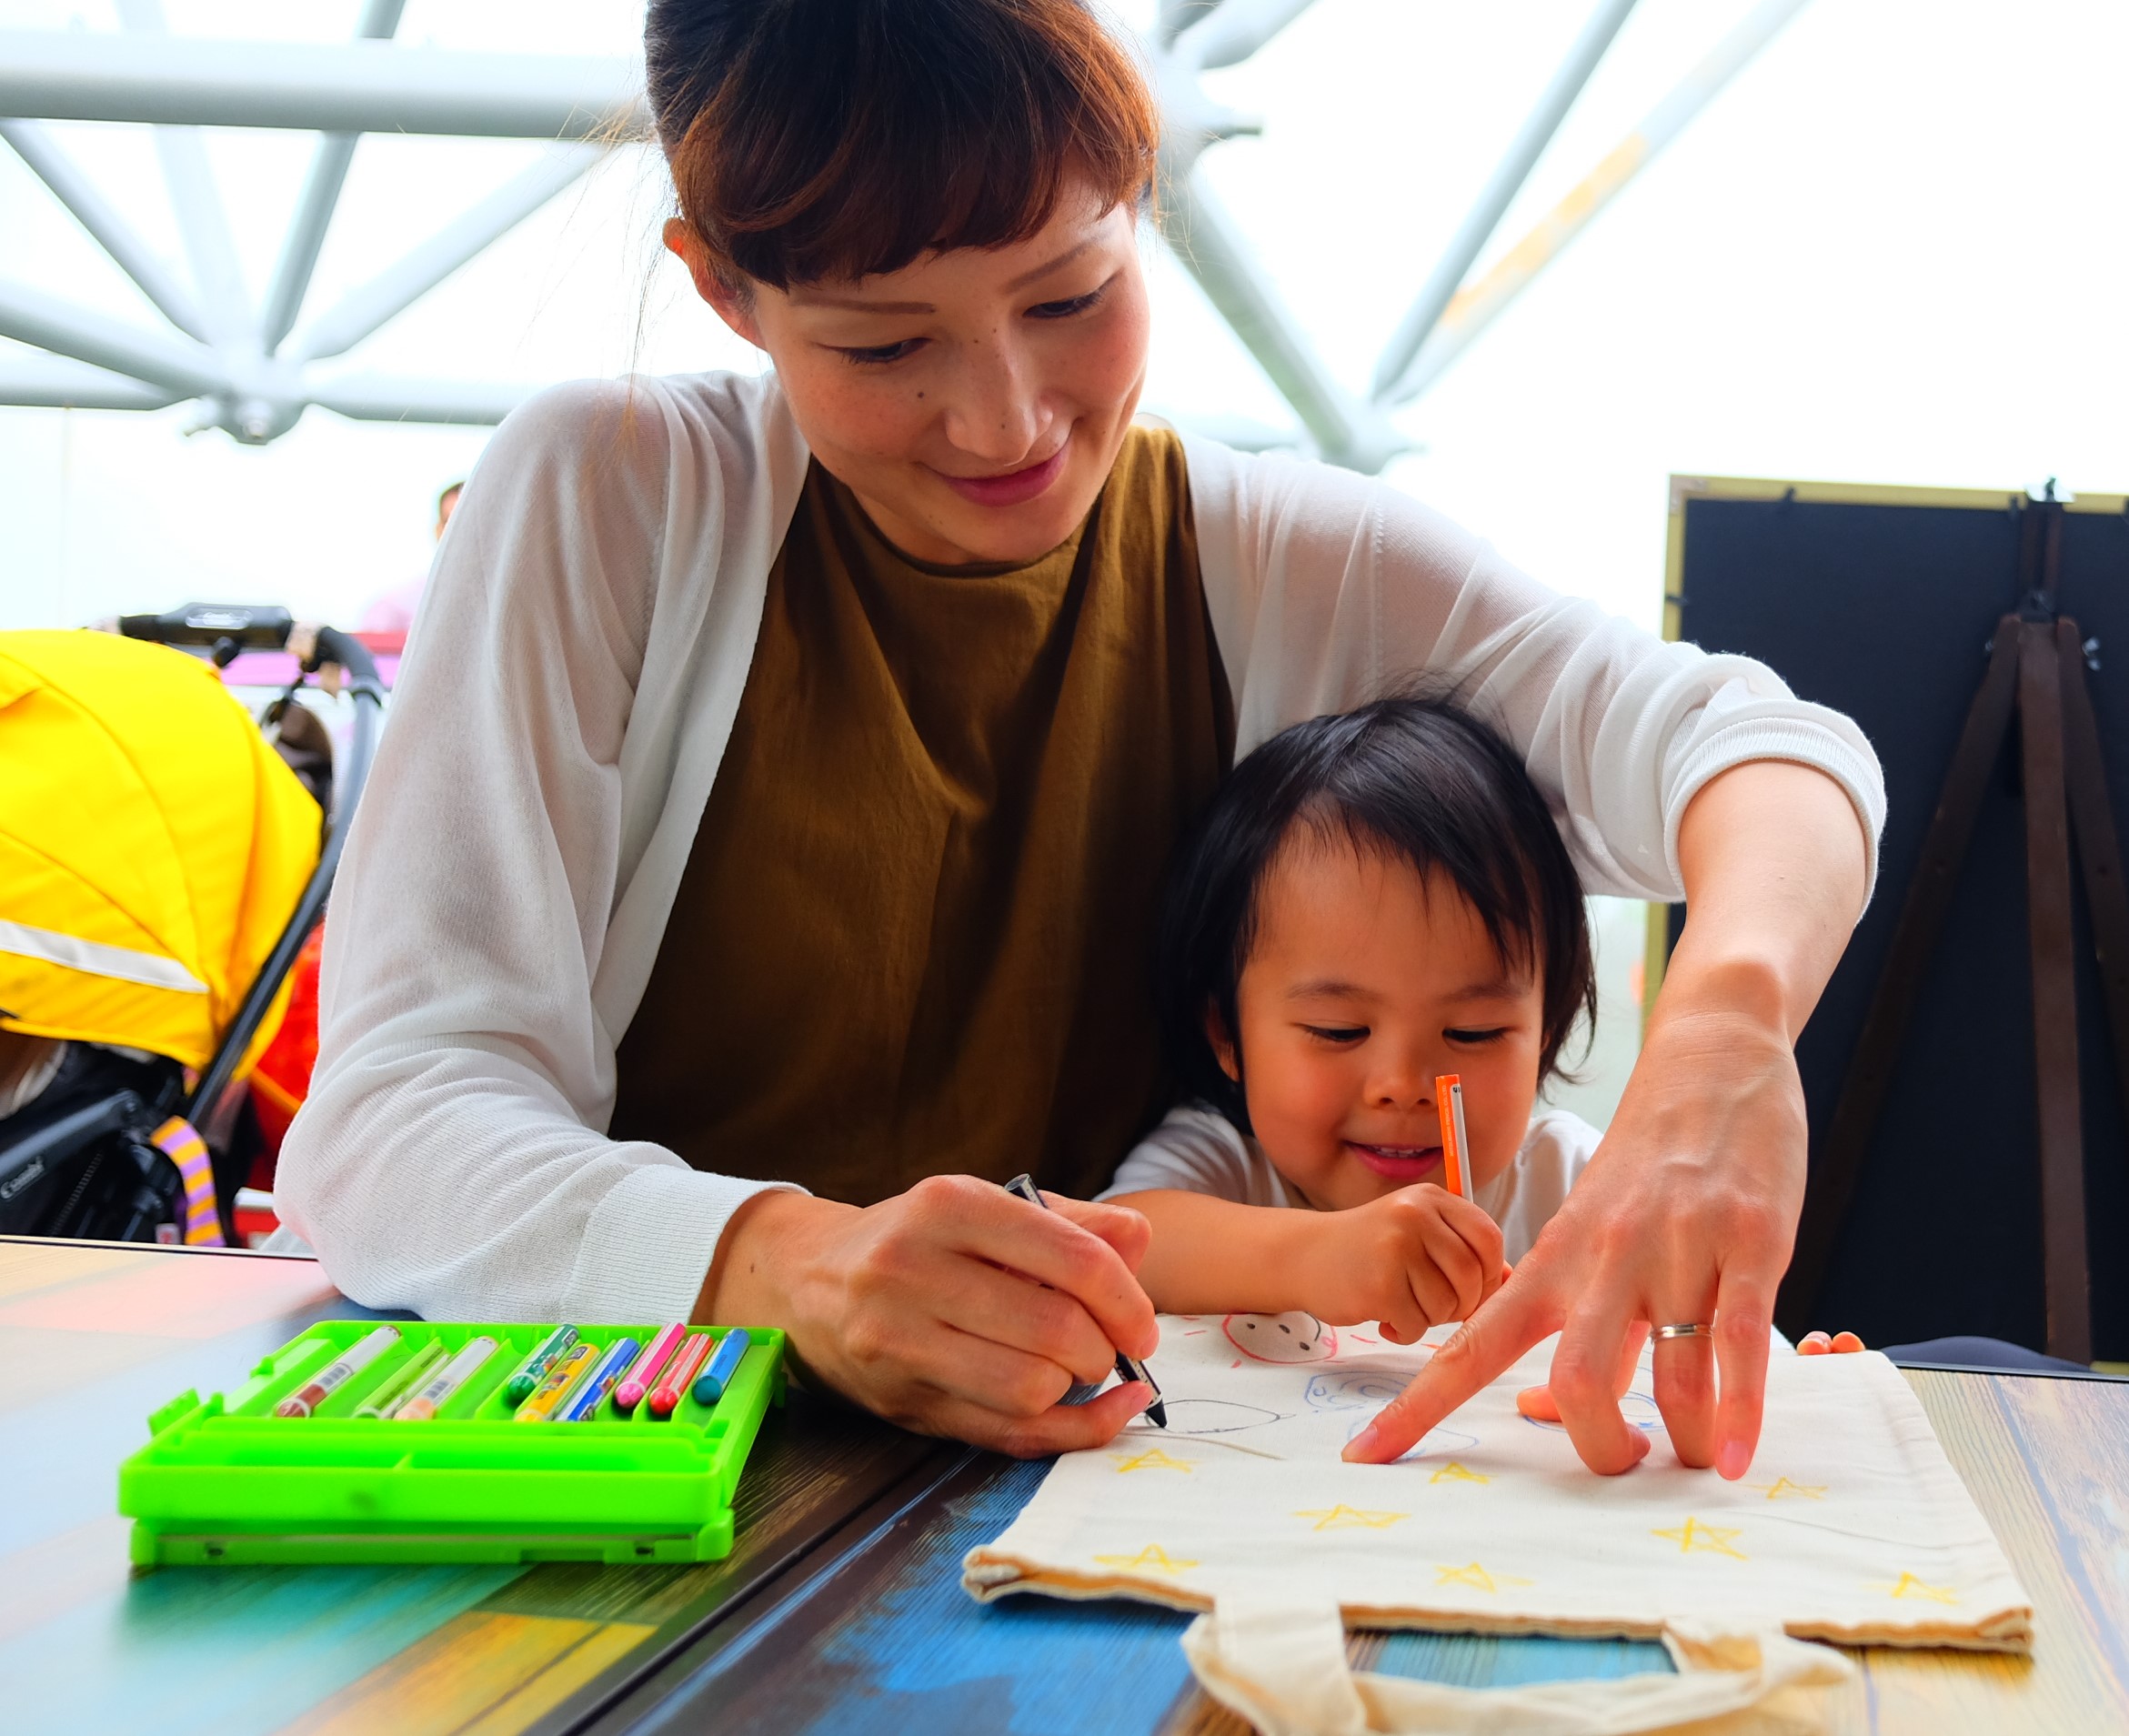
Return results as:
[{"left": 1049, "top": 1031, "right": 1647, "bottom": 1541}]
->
[
  {"left": 690, "top": 1330, "right": 750, "bottom": 1406},
  {"left": 560, "top": 1335, "right": 640, "bottom": 1422}
]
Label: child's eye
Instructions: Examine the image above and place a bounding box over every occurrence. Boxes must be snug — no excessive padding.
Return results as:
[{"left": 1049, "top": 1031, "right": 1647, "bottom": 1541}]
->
[
  {"left": 1300, "top": 1024, "right": 1368, "bottom": 1045},
  {"left": 835, "top": 337, "right": 926, "bottom": 366},
  {"left": 1027, "top": 285, "right": 1108, "bottom": 320},
  {"left": 1445, "top": 1027, "right": 1509, "bottom": 1046}
]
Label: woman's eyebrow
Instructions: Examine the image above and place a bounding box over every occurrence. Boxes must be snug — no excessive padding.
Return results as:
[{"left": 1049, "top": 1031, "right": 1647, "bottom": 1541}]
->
[
  {"left": 788, "top": 291, "right": 935, "bottom": 315},
  {"left": 1001, "top": 236, "right": 1099, "bottom": 292}
]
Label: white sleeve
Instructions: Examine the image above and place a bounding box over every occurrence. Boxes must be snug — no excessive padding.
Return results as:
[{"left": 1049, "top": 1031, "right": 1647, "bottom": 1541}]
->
[
  {"left": 274, "top": 379, "right": 798, "bottom": 1327},
  {"left": 1099, "top": 1107, "right": 1295, "bottom": 1207},
  {"left": 1182, "top": 437, "right": 1886, "bottom": 903}
]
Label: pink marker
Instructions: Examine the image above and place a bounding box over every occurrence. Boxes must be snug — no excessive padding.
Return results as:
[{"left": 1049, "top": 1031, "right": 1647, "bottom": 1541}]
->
[
  {"left": 614, "top": 1322, "right": 688, "bottom": 1412},
  {"left": 648, "top": 1331, "right": 716, "bottom": 1420}
]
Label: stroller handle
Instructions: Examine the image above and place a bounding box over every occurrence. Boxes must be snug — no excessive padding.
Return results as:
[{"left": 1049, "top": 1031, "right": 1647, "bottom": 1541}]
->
[{"left": 170, "top": 617, "right": 386, "bottom": 1131}]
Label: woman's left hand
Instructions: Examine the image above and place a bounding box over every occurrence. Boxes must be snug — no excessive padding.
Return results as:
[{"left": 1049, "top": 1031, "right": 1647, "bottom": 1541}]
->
[{"left": 1346, "top": 988, "right": 1805, "bottom": 1475}]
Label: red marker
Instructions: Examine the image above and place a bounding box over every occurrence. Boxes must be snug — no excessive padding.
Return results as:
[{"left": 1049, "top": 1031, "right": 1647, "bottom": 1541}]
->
[
  {"left": 648, "top": 1330, "right": 715, "bottom": 1419},
  {"left": 275, "top": 1325, "right": 400, "bottom": 1418},
  {"left": 1434, "top": 1074, "right": 1470, "bottom": 1199},
  {"left": 614, "top": 1322, "right": 688, "bottom": 1413}
]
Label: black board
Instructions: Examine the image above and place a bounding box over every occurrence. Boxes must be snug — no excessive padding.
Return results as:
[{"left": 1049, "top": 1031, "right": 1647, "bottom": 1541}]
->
[{"left": 1665, "top": 479, "right": 2129, "bottom": 1357}]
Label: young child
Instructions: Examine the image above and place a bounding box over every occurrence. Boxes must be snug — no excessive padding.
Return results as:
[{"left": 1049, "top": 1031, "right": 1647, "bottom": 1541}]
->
[{"left": 1100, "top": 697, "right": 1600, "bottom": 1342}]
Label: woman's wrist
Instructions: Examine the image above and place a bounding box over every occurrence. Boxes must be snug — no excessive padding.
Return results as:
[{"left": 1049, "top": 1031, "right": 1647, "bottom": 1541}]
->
[{"left": 694, "top": 1188, "right": 858, "bottom": 1330}]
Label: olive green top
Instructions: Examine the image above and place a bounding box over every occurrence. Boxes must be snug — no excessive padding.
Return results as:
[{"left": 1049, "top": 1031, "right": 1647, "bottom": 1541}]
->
[{"left": 610, "top": 426, "right": 1234, "bottom": 1204}]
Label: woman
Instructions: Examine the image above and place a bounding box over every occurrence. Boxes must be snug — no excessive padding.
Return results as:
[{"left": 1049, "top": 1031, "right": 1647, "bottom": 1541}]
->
[{"left": 278, "top": 0, "right": 1881, "bottom": 1478}]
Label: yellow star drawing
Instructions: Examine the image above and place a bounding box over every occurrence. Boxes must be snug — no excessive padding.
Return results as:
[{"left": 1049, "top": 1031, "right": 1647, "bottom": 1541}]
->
[
  {"left": 1872, "top": 1571, "right": 1959, "bottom": 1605},
  {"left": 1652, "top": 1517, "right": 1748, "bottom": 1559},
  {"left": 1434, "top": 1561, "right": 1531, "bottom": 1593},
  {"left": 1745, "top": 1477, "right": 1826, "bottom": 1500},
  {"left": 1092, "top": 1543, "right": 1198, "bottom": 1575},
  {"left": 1109, "top": 1447, "right": 1194, "bottom": 1474},
  {"left": 1430, "top": 1460, "right": 1490, "bottom": 1485},
  {"left": 1294, "top": 1504, "right": 1411, "bottom": 1530}
]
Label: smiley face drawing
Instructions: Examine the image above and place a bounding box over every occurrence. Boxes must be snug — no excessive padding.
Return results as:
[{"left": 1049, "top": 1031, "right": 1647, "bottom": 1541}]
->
[{"left": 1223, "top": 1311, "right": 1338, "bottom": 1362}]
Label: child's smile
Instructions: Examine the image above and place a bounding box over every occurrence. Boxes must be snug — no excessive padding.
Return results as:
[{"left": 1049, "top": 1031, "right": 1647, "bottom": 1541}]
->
[{"left": 1344, "top": 1140, "right": 1445, "bottom": 1183}]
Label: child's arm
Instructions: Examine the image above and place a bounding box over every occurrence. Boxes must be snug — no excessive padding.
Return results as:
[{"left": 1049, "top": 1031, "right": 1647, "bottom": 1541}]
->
[{"left": 1113, "top": 1185, "right": 1509, "bottom": 1341}]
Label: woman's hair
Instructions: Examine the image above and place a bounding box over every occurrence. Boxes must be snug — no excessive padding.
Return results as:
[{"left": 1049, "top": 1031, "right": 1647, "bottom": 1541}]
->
[
  {"left": 1155, "top": 697, "right": 1597, "bottom": 1130},
  {"left": 645, "top": 0, "right": 1159, "bottom": 291}
]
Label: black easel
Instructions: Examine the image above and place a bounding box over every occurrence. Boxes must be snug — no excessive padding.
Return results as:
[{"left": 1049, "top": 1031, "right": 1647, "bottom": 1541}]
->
[{"left": 1779, "top": 491, "right": 2129, "bottom": 1360}]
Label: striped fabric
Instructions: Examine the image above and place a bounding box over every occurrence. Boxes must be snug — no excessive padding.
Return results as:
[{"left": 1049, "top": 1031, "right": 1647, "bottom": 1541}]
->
[{"left": 150, "top": 1116, "right": 223, "bottom": 1248}]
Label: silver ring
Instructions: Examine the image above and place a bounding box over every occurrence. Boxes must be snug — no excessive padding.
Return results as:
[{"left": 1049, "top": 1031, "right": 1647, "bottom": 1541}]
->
[{"left": 1652, "top": 1322, "right": 1713, "bottom": 1340}]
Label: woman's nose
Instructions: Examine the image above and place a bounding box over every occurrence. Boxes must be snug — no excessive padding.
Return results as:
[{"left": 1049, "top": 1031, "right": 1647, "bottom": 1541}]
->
[{"left": 939, "top": 329, "right": 1047, "bottom": 464}]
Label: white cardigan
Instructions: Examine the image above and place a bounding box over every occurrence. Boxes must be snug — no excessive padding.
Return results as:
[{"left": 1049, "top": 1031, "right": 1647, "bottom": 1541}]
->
[{"left": 275, "top": 371, "right": 1885, "bottom": 1326}]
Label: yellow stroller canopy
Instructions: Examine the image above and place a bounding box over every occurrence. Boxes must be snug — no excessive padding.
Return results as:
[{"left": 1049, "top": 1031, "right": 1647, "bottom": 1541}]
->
[{"left": 0, "top": 630, "right": 321, "bottom": 1074}]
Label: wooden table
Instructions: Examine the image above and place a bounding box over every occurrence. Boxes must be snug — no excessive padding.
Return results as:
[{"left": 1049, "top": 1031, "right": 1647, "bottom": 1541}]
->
[{"left": 4, "top": 1239, "right": 2124, "bottom": 1734}]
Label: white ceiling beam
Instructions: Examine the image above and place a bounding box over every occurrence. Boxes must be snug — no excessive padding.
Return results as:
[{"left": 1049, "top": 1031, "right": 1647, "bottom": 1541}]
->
[
  {"left": 0, "top": 119, "right": 205, "bottom": 339},
  {"left": 0, "top": 278, "right": 226, "bottom": 399},
  {"left": 259, "top": 0, "right": 410, "bottom": 352},
  {"left": 0, "top": 352, "right": 182, "bottom": 410},
  {"left": 288, "top": 145, "right": 604, "bottom": 364},
  {"left": 0, "top": 32, "right": 646, "bottom": 139}
]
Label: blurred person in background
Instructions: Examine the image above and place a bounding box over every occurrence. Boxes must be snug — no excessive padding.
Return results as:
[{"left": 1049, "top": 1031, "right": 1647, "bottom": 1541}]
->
[{"left": 358, "top": 480, "right": 462, "bottom": 647}]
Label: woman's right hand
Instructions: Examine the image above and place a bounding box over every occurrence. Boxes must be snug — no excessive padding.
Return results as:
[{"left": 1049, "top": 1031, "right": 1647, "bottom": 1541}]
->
[{"left": 699, "top": 1175, "right": 1161, "bottom": 1456}]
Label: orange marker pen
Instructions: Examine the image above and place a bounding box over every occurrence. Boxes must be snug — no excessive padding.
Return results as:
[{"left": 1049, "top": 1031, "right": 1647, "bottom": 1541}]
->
[{"left": 1434, "top": 1074, "right": 1470, "bottom": 1199}]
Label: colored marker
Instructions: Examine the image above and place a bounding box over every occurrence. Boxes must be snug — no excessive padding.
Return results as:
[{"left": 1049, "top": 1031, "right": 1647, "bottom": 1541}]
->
[
  {"left": 614, "top": 1323, "right": 688, "bottom": 1412},
  {"left": 560, "top": 1335, "right": 642, "bottom": 1421},
  {"left": 516, "top": 1341, "right": 598, "bottom": 1423},
  {"left": 395, "top": 1335, "right": 498, "bottom": 1421},
  {"left": 356, "top": 1340, "right": 447, "bottom": 1419},
  {"left": 1003, "top": 1174, "right": 1166, "bottom": 1428},
  {"left": 690, "top": 1330, "right": 751, "bottom": 1407},
  {"left": 275, "top": 1325, "right": 401, "bottom": 1418},
  {"left": 648, "top": 1330, "right": 716, "bottom": 1419},
  {"left": 1434, "top": 1074, "right": 1470, "bottom": 1199},
  {"left": 502, "top": 1325, "right": 578, "bottom": 1408}
]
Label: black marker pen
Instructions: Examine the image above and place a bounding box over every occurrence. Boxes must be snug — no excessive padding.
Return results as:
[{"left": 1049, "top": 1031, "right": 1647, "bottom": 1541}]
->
[{"left": 1003, "top": 1173, "right": 1167, "bottom": 1428}]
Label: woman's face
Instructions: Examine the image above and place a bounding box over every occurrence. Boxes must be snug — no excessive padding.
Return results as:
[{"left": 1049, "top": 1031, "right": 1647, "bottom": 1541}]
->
[{"left": 667, "top": 185, "right": 1150, "bottom": 567}]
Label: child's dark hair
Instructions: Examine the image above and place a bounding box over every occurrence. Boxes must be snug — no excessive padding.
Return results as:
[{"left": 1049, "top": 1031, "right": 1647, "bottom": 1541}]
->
[{"left": 1156, "top": 697, "right": 1596, "bottom": 1129}]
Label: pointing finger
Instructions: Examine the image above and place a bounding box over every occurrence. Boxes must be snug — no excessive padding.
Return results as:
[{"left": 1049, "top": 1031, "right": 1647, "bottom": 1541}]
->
[{"left": 1344, "top": 1273, "right": 1554, "bottom": 1462}]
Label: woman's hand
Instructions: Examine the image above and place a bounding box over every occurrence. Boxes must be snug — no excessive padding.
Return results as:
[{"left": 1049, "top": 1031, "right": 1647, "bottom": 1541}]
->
[
  {"left": 1298, "top": 1184, "right": 1509, "bottom": 1342},
  {"left": 1797, "top": 1330, "right": 1865, "bottom": 1355},
  {"left": 700, "top": 1175, "right": 1161, "bottom": 1457},
  {"left": 1343, "top": 762, "right": 1871, "bottom": 1478}
]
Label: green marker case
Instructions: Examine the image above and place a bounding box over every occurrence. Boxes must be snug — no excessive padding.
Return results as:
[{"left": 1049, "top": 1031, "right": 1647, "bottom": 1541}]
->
[{"left": 118, "top": 1320, "right": 784, "bottom": 1567}]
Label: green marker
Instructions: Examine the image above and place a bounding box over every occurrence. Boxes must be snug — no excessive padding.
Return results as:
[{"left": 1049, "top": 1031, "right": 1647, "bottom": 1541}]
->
[
  {"left": 502, "top": 1325, "right": 577, "bottom": 1408},
  {"left": 356, "top": 1340, "right": 447, "bottom": 1419}
]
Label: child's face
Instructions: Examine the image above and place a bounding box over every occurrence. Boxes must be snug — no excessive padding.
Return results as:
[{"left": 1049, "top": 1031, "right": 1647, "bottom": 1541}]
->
[{"left": 1216, "top": 838, "right": 1547, "bottom": 1212}]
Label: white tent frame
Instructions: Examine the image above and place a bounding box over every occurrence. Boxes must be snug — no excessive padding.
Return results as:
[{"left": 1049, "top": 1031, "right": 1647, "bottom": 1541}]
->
[{"left": 0, "top": 0, "right": 1809, "bottom": 468}]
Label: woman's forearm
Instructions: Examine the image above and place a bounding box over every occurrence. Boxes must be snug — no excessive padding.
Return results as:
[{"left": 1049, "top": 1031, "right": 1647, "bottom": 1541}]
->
[
  {"left": 1109, "top": 1189, "right": 1321, "bottom": 1316},
  {"left": 1661, "top": 761, "right": 1871, "bottom": 1041}
]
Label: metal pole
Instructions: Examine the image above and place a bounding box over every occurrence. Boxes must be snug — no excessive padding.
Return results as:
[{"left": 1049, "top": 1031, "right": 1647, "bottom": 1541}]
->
[
  {"left": 0, "top": 355, "right": 181, "bottom": 410},
  {"left": 1371, "top": 0, "right": 1639, "bottom": 404},
  {"left": 0, "top": 120, "right": 206, "bottom": 341},
  {"left": 115, "top": 0, "right": 253, "bottom": 345},
  {"left": 288, "top": 145, "right": 604, "bottom": 363},
  {"left": 0, "top": 31, "right": 648, "bottom": 138},
  {"left": 0, "top": 279, "right": 226, "bottom": 399},
  {"left": 1384, "top": 0, "right": 1813, "bottom": 409},
  {"left": 1156, "top": 167, "right": 1400, "bottom": 472},
  {"left": 1171, "top": 0, "right": 1321, "bottom": 71},
  {"left": 306, "top": 374, "right": 532, "bottom": 426},
  {"left": 259, "top": 0, "right": 409, "bottom": 353}
]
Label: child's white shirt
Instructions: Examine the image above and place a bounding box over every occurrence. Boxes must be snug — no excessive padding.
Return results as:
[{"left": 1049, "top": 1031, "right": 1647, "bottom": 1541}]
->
[{"left": 1100, "top": 1103, "right": 1602, "bottom": 1264}]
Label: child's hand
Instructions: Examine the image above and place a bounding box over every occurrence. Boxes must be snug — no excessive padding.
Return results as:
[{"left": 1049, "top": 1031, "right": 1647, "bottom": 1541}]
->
[
  {"left": 1299, "top": 1185, "right": 1508, "bottom": 1343},
  {"left": 1797, "top": 1330, "right": 1864, "bottom": 1354}
]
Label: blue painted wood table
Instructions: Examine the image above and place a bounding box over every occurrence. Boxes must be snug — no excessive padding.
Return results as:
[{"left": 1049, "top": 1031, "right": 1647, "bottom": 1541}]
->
[{"left": 5, "top": 1238, "right": 2124, "bottom": 1734}]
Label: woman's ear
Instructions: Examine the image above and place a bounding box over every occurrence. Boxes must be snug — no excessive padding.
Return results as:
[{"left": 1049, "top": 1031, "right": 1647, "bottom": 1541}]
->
[
  {"left": 663, "top": 218, "right": 763, "bottom": 347},
  {"left": 1203, "top": 1002, "right": 1241, "bottom": 1084}
]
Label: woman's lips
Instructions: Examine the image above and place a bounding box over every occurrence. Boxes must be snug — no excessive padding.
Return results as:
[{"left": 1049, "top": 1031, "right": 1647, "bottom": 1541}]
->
[
  {"left": 932, "top": 440, "right": 1070, "bottom": 508},
  {"left": 1347, "top": 1142, "right": 1444, "bottom": 1182}
]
